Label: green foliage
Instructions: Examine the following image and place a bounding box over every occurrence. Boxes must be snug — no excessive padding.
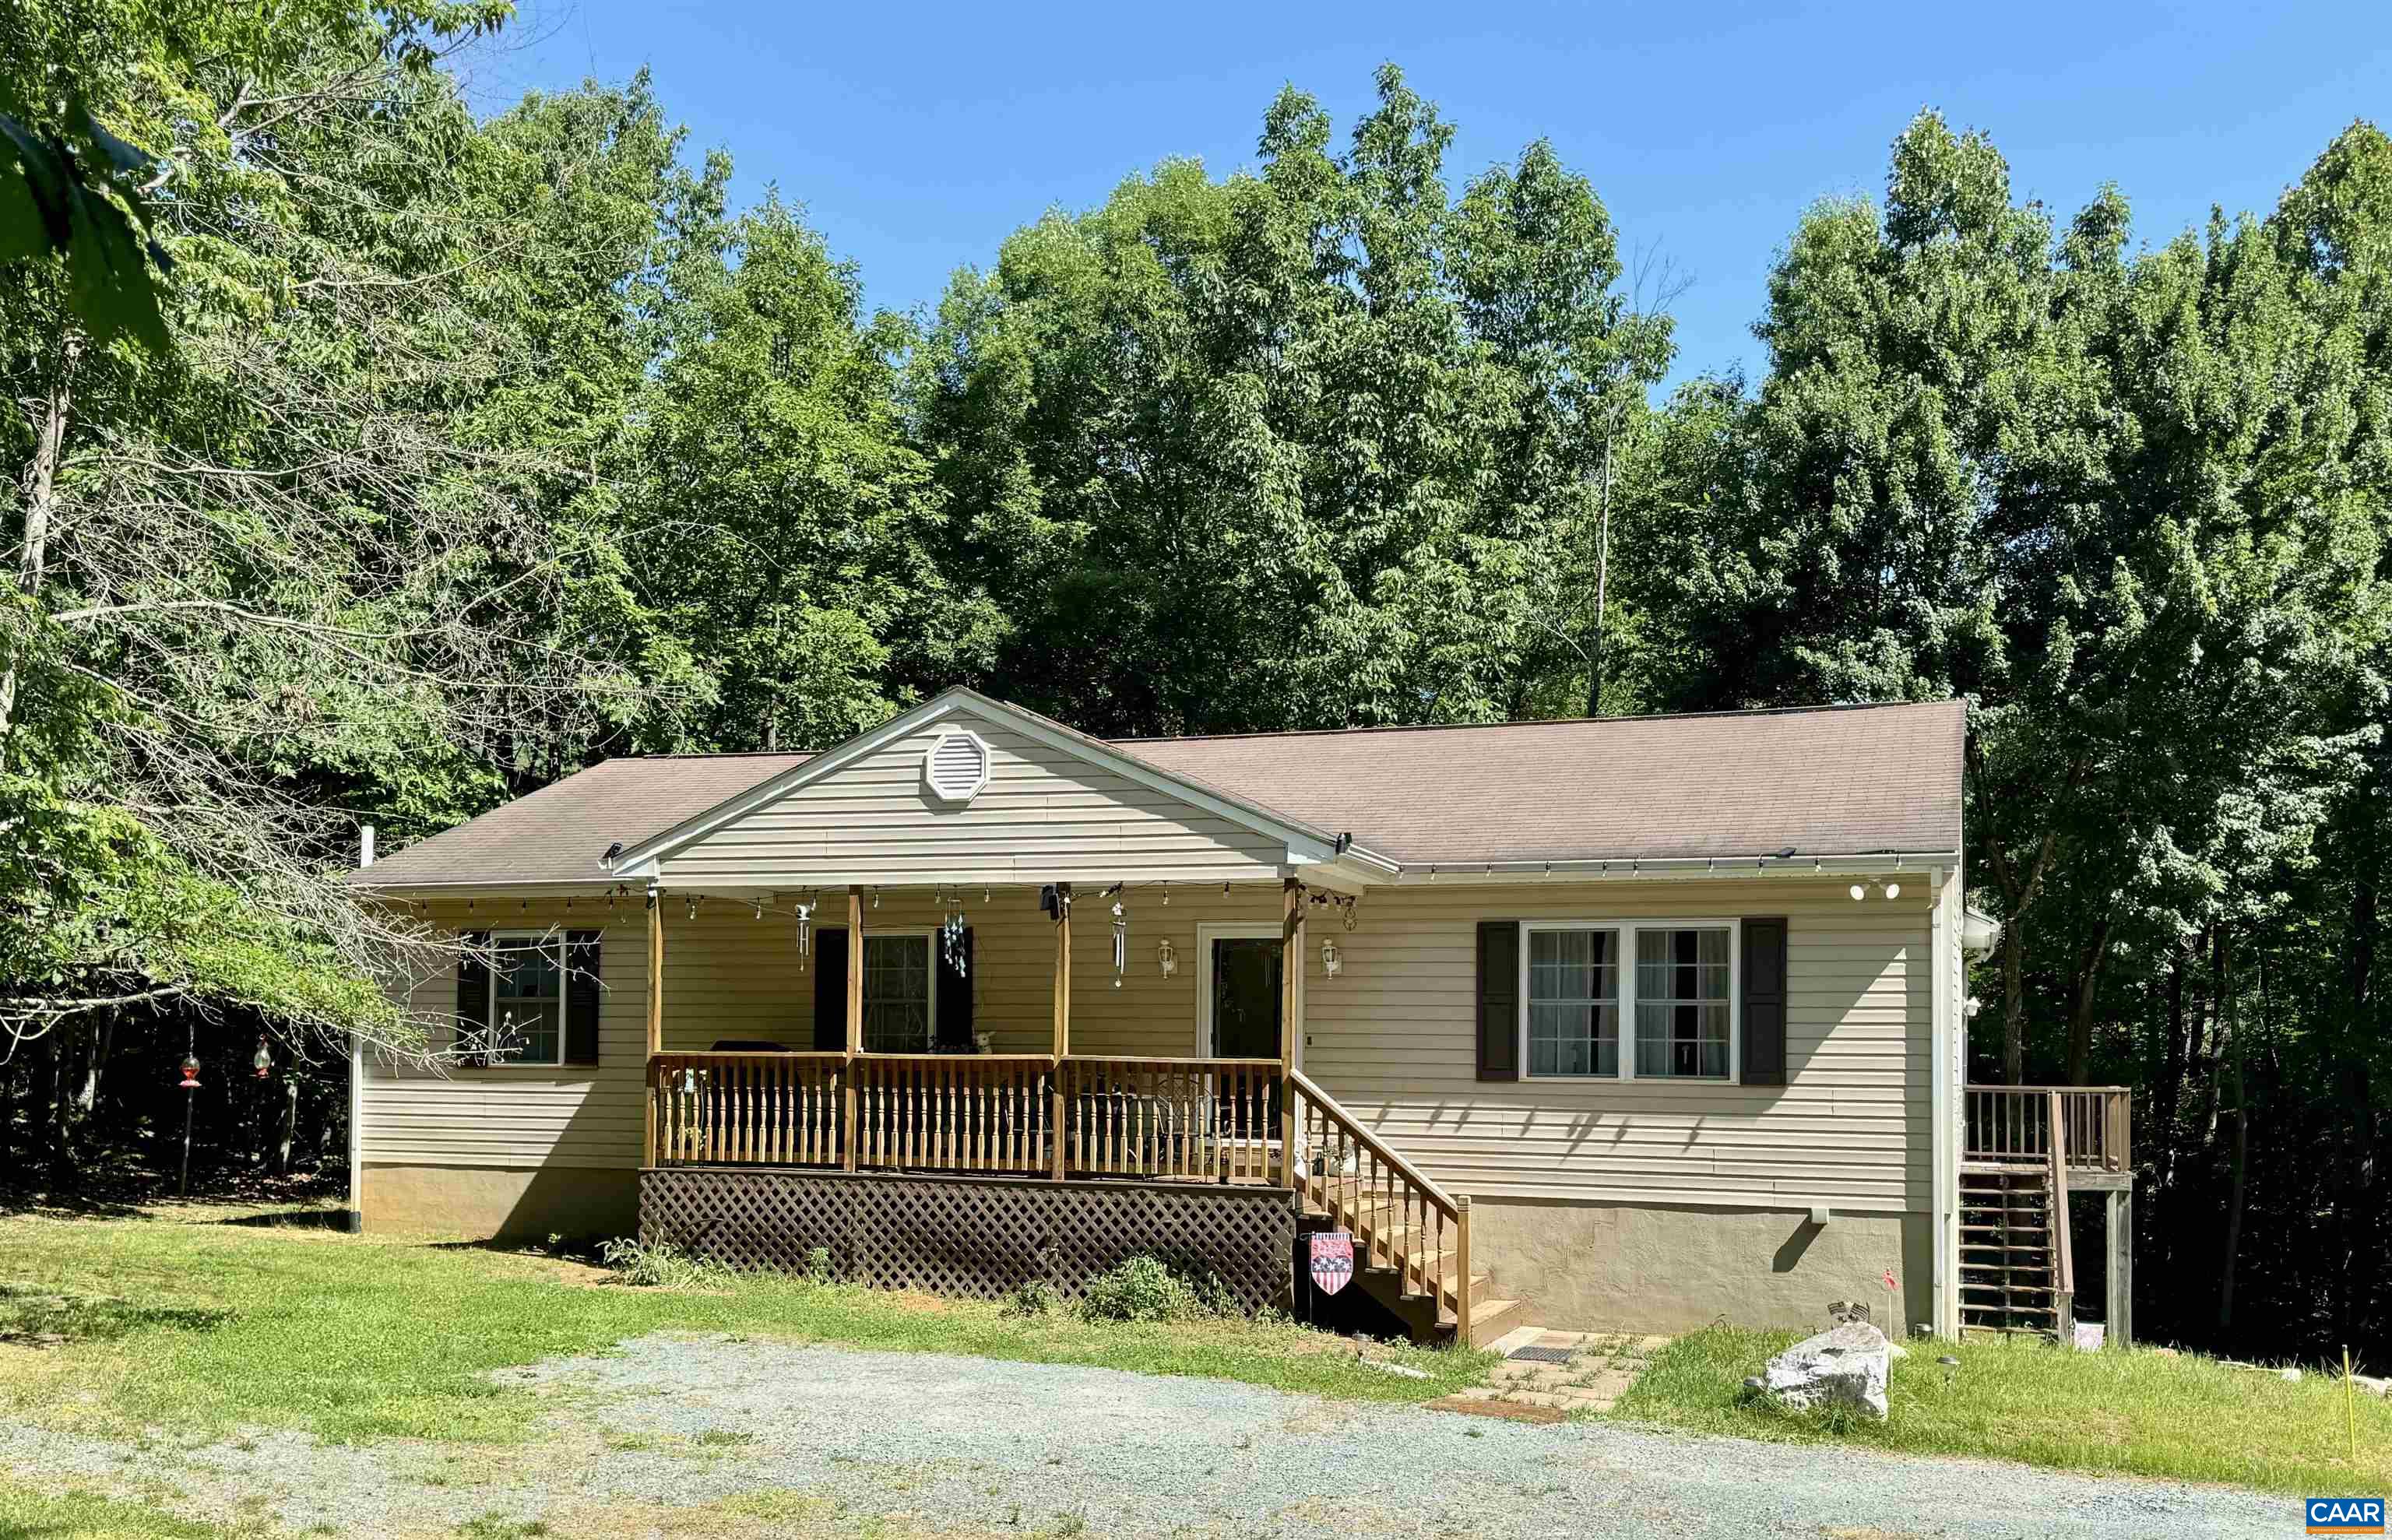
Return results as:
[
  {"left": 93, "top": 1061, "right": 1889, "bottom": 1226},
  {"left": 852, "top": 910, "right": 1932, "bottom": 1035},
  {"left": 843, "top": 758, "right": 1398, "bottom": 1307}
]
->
[
  {"left": 1004, "top": 1278, "right": 1061, "bottom": 1317},
  {"left": 597, "top": 1236, "right": 737, "bottom": 1290},
  {"left": 911, "top": 65, "right": 1669, "bottom": 733},
  {"left": 1078, "top": 1255, "right": 1240, "bottom": 1324}
]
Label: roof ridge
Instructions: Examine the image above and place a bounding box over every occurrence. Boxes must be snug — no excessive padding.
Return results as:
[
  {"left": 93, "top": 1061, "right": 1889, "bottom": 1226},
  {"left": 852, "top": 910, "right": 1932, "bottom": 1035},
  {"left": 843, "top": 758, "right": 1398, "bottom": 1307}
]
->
[{"left": 1109, "top": 698, "right": 1957, "bottom": 747}]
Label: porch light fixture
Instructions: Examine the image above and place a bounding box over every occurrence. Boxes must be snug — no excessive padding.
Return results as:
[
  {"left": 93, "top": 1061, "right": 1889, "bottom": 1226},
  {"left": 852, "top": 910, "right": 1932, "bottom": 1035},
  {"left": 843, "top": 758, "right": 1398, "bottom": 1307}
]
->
[
  {"left": 1849, "top": 878, "right": 1902, "bottom": 902},
  {"left": 1320, "top": 938, "right": 1342, "bottom": 978},
  {"left": 1157, "top": 938, "right": 1177, "bottom": 977}
]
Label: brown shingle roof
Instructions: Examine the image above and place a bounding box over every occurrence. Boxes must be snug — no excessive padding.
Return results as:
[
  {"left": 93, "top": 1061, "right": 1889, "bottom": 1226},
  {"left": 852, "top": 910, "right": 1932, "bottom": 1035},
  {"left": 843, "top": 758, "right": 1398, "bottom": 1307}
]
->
[
  {"left": 1113, "top": 700, "right": 1964, "bottom": 865},
  {"left": 354, "top": 698, "right": 1963, "bottom": 887},
  {"left": 354, "top": 753, "right": 809, "bottom": 887}
]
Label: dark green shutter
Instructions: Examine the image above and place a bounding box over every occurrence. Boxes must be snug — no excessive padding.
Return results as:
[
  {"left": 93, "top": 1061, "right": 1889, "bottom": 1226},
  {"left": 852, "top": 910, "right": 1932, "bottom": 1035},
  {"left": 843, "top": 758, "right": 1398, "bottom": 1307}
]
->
[
  {"left": 813, "top": 928, "right": 849, "bottom": 1051},
  {"left": 1476, "top": 920, "right": 1519, "bottom": 1081},
  {"left": 1741, "top": 917, "right": 1789, "bottom": 1086},
  {"left": 455, "top": 930, "right": 491, "bottom": 1067},
  {"left": 934, "top": 927, "right": 975, "bottom": 1050},
  {"left": 564, "top": 930, "right": 601, "bottom": 1066}
]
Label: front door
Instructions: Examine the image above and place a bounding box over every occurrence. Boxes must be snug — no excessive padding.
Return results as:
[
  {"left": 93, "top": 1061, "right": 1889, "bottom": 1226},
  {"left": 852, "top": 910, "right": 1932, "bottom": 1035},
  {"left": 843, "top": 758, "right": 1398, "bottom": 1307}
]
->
[{"left": 1210, "top": 937, "right": 1282, "bottom": 1059}]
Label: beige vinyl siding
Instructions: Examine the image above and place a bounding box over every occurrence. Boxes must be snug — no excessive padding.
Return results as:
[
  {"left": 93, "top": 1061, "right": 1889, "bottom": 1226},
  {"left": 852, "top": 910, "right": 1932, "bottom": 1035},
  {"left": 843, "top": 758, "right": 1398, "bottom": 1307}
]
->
[
  {"left": 660, "top": 712, "right": 1291, "bottom": 889},
  {"left": 655, "top": 885, "right": 1283, "bottom": 1060},
  {"left": 364, "top": 876, "right": 1930, "bottom": 1211},
  {"left": 361, "top": 898, "right": 647, "bottom": 1169},
  {"left": 1301, "top": 880, "right": 1933, "bottom": 1213}
]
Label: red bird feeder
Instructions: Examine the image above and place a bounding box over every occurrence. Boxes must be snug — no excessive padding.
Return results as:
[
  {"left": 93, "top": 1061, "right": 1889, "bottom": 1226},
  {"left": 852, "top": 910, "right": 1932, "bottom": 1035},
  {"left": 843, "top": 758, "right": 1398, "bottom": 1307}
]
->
[{"left": 178, "top": 1056, "right": 202, "bottom": 1089}]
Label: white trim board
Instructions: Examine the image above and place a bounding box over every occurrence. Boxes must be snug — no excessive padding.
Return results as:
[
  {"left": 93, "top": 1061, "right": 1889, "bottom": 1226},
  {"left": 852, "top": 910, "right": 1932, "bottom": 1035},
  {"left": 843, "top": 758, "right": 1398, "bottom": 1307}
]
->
[{"left": 1195, "top": 922, "right": 1285, "bottom": 1060}]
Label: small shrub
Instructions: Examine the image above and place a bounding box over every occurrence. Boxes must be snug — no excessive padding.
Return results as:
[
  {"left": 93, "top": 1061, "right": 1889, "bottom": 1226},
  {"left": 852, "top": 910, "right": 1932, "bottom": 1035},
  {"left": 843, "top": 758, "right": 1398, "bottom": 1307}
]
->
[
  {"left": 596, "top": 1236, "right": 734, "bottom": 1289},
  {"left": 1004, "top": 1278, "right": 1061, "bottom": 1317},
  {"left": 1079, "top": 1255, "right": 1198, "bottom": 1323},
  {"left": 1193, "top": 1271, "right": 1241, "bottom": 1319},
  {"left": 804, "top": 1246, "right": 835, "bottom": 1285}
]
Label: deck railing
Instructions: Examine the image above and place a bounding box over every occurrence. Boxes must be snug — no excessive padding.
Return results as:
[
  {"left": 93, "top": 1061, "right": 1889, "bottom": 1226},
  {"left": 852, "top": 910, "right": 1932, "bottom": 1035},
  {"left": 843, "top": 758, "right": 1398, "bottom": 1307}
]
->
[
  {"left": 645, "top": 1051, "right": 1285, "bottom": 1183},
  {"left": 1963, "top": 1085, "right": 2131, "bottom": 1173}
]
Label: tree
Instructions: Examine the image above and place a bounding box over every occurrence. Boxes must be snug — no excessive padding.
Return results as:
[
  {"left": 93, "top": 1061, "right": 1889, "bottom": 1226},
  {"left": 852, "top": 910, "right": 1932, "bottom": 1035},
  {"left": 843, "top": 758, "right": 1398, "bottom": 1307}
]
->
[{"left": 909, "top": 65, "right": 1667, "bottom": 734}]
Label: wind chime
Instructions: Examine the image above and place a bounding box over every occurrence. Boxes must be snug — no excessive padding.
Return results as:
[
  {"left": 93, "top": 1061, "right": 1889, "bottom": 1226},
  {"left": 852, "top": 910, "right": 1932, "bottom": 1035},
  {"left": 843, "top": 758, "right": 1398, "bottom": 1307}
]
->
[
  {"left": 792, "top": 892, "right": 814, "bottom": 972},
  {"left": 1110, "top": 898, "right": 1128, "bottom": 989},
  {"left": 942, "top": 905, "right": 969, "bottom": 976}
]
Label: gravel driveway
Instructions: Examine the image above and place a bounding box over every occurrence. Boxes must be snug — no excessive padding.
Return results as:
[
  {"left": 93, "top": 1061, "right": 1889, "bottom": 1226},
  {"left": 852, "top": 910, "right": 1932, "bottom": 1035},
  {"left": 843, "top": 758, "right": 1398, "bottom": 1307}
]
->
[{"left": 2, "top": 1332, "right": 2294, "bottom": 1537}]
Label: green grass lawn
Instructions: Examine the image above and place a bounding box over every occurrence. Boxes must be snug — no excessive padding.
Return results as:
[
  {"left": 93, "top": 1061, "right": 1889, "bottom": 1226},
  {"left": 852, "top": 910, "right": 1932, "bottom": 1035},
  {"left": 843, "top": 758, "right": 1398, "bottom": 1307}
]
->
[
  {"left": 1609, "top": 1323, "right": 2392, "bottom": 1496},
  {"left": 0, "top": 1206, "right": 1489, "bottom": 1448}
]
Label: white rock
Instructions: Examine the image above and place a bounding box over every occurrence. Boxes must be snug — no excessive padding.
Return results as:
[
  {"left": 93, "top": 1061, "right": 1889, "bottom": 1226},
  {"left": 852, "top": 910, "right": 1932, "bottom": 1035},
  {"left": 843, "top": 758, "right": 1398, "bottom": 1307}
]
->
[
  {"left": 2352, "top": 1374, "right": 2388, "bottom": 1398},
  {"left": 1764, "top": 1321, "right": 1891, "bottom": 1419}
]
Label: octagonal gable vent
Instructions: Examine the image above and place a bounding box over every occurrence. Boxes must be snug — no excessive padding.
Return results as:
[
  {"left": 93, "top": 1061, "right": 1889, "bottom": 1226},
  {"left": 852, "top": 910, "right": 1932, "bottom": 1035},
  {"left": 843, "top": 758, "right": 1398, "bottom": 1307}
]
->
[{"left": 924, "top": 729, "right": 991, "bottom": 803}]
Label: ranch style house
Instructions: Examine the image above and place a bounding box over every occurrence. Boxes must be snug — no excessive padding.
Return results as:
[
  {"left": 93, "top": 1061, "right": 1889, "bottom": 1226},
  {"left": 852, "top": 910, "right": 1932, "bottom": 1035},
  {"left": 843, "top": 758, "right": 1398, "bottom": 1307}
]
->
[{"left": 350, "top": 687, "right": 2133, "bottom": 1345}]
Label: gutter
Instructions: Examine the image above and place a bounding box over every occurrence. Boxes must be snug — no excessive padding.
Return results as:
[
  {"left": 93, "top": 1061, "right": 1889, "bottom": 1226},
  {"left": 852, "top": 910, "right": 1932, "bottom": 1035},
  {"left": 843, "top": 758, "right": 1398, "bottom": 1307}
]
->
[{"left": 1377, "top": 850, "right": 1962, "bottom": 884}]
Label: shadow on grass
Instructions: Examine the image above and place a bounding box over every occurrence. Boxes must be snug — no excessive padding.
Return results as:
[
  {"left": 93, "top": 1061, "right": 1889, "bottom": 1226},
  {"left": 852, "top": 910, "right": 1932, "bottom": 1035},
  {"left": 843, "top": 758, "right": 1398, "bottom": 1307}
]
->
[
  {"left": 214, "top": 1207, "right": 355, "bottom": 1230},
  {"left": 0, "top": 1282, "right": 234, "bottom": 1345}
]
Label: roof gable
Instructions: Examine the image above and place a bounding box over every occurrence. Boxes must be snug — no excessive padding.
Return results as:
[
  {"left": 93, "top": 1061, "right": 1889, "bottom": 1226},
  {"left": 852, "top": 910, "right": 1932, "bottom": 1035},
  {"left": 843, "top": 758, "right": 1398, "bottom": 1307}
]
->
[{"left": 606, "top": 687, "right": 1351, "bottom": 882}]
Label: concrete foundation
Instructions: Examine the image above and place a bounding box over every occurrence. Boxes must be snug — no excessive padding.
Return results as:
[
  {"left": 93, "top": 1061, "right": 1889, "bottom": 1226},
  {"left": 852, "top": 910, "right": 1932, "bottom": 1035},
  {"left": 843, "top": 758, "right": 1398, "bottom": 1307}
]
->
[
  {"left": 361, "top": 1162, "right": 636, "bottom": 1240},
  {"left": 1472, "top": 1196, "right": 1935, "bottom": 1334}
]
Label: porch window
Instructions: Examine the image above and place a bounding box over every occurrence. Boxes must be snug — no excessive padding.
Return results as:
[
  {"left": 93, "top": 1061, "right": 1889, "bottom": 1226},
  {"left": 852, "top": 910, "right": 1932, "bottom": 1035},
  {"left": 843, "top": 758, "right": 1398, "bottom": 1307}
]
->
[
  {"left": 489, "top": 932, "right": 563, "bottom": 1065},
  {"left": 1634, "top": 926, "right": 1731, "bottom": 1078},
  {"left": 862, "top": 934, "right": 934, "bottom": 1053},
  {"left": 1525, "top": 927, "right": 1619, "bottom": 1076}
]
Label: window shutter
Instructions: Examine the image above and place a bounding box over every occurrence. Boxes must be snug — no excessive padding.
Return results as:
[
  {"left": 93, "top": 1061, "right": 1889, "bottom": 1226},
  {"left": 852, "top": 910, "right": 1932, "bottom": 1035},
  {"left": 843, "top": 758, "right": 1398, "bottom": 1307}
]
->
[
  {"left": 934, "top": 927, "right": 975, "bottom": 1050},
  {"left": 1741, "top": 917, "right": 1789, "bottom": 1086},
  {"left": 564, "top": 930, "right": 601, "bottom": 1066},
  {"left": 812, "top": 928, "right": 849, "bottom": 1052},
  {"left": 455, "top": 931, "right": 491, "bottom": 1067},
  {"left": 1476, "top": 920, "right": 1519, "bottom": 1081}
]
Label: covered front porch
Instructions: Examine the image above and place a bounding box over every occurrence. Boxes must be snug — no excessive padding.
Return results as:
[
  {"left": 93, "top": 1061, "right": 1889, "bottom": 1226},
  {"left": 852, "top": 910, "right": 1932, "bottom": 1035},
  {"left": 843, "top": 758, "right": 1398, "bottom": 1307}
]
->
[{"left": 631, "top": 877, "right": 1483, "bottom": 1341}]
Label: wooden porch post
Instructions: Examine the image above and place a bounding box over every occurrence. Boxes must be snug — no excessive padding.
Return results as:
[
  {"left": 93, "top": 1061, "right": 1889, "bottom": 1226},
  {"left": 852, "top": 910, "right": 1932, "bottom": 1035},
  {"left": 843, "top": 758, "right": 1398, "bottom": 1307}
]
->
[
  {"left": 1050, "top": 883, "right": 1071, "bottom": 1180},
  {"left": 1281, "top": 877, "right": 1303, "bottom": 1189},
  {"left": 843, "top": 884, "right": 863, "bottom": 1172},
  {"left": 644, "top": 884, "right": 663, "bottom": 1166}
]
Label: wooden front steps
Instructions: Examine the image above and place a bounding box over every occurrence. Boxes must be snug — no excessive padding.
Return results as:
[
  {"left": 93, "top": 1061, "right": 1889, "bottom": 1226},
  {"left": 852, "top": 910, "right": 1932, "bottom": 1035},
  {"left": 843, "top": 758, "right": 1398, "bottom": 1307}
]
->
[{"left": 1295, "top": 1185, "right": 1518, "bottom": 1347}]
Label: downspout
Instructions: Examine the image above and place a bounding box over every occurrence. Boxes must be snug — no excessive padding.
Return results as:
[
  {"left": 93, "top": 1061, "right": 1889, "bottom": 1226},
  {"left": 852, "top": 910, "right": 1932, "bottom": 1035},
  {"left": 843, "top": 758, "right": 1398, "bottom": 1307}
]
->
[
  {"left": 350, "top": 825, "right": 372, "bottom": 1233},
  {"left": 1929, "top": 864, "right": 1956, "bottom": 1338}
]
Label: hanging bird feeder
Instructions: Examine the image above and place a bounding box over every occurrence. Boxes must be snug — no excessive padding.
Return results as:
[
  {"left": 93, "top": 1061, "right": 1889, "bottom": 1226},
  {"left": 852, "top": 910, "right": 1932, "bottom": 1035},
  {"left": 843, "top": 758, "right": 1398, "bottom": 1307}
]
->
[
  {"left": 178, "top": 1056, "right": 202, "bottom": 1090},
  {"left": 252, "top": 1036, "right": 273, "bottom": 1078}
]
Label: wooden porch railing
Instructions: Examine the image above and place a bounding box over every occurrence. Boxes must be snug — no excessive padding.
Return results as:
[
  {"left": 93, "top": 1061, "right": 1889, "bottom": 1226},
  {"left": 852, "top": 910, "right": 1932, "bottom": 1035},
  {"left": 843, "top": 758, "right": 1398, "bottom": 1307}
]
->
[
  {"left": 1963, "top": 1085, "right": 2131, "bottom": 1173},
  {"left": 646, "top": 1052, "right": 1286, "bottom": 1183},
  {"left": 1059, "top": 1057, "right": 1283, "bottom": 1183},
  {"left": 1289, "top": 1067, "right": 1470, "bottom": 1344},
  {"left": 2049, "top": 1101, "right": 2077, "bottom": 1336},
  {"left": 651, "top": 1051, "right": 847, "bottom": 1166}
]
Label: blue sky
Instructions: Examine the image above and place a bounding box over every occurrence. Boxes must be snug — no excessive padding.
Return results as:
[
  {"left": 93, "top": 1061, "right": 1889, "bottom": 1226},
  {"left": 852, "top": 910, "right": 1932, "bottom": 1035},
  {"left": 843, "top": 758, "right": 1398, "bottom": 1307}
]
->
[{"left": 468, "top": 0, "right": 2390, "bottom": 387}]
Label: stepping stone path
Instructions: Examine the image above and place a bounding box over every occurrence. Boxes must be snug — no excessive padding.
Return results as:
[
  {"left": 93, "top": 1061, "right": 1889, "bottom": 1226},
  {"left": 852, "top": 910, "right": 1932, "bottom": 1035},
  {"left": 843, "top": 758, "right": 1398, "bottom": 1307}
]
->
[{"left": 1431, "top": 1327, "right": 1670, "bottom": 1418}]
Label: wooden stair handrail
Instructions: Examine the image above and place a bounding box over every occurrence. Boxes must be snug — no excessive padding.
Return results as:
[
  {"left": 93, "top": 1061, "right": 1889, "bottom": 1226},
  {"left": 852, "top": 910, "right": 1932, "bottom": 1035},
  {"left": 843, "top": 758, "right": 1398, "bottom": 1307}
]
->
[
  {"left": 1287, "top": 1069, "right": 1459, "bottom": 1221},
  {"left": 1287, "top": 1068, "right": 1473, "bottom": 1345}
]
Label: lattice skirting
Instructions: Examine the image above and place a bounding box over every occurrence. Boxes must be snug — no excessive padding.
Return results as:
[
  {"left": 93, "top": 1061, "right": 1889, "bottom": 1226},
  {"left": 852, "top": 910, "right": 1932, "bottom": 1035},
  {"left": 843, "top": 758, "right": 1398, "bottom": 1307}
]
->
[{"left": 638, "top": 1167, "right": 1298, "bottom": 1311}]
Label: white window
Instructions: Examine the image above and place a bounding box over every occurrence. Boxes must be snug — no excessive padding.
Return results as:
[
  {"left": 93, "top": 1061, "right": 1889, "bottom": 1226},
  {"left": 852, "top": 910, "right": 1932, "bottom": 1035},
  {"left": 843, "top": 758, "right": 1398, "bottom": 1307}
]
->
[
  {"left": 1527, "top": 927, "right": 1619, "bottom": 1076},
  {"left": 489, "top": 931, "right": 565, "bottom": 1065},
  {"left": 1635, "top": 927, "right": 1732, "bottom": 1078},
  {"left": 862, "top": 933, "right": 936, "bottom": 1053},
  {"left": 1520, "top": 919, "right": 1737, "bottom": 1081}
]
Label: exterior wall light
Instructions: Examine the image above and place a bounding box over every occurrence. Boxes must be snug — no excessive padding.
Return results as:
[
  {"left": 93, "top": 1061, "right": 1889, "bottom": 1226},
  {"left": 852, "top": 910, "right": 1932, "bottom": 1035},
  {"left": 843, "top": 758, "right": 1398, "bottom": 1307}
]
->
[
  {"left": 1321, "top": 939, "right": 1342, "bottom": 978},
  {"left": 1157, "top": 937, "right": 1177, "bottom": 978}
]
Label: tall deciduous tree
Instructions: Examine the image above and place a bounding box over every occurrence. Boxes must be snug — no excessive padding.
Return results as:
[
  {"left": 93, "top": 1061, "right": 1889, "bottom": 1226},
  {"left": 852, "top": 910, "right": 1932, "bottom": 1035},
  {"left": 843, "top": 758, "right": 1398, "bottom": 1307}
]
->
[{"left": 910, "top": 65, "right": 1667, "bottom": 734}]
